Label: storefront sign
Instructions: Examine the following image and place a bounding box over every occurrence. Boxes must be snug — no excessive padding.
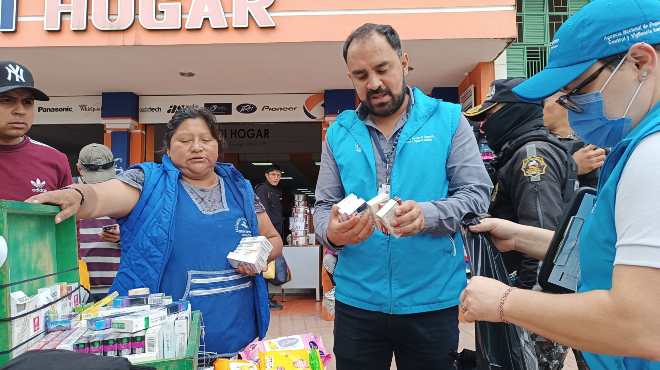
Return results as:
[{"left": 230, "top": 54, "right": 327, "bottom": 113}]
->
[
  {"left": 140, "top": 93, "right": 324, "bottom": 123},
  {"left": 34, "top": 96, "right": 102, "bottom": 124},
  {"left": 32, "top": 93, "right": 323, "bottom": 124},
  {"left": 39, "top": 0, "right": 276, "bottom": 31},
  {"left": 154, "top": 122, "right": 322, "bottom": 154},
  {"left": 220, "top": 123, "right": 321, "bottom": 153}
]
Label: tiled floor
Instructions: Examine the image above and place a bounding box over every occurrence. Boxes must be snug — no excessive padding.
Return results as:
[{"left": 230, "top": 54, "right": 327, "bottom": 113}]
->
[{"left": 265, "top": 296, "right": 578, "bottom": 370}]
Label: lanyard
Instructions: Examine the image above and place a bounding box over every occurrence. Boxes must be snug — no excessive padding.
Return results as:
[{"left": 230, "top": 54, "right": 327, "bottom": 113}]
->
[{"left": 369, "top": 128, "right": 402, "bottom": 186}]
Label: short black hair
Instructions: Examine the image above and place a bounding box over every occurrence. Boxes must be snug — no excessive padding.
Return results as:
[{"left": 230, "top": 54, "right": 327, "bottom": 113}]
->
[
  {"left": 163, "top": 106, "right": 225, "bottom": 155},
  {"left": 342, "top": 23, "right": 402, "bottom": 63},
  {"left": 265, "top": 164, "right": 281, "bottom": 174}
]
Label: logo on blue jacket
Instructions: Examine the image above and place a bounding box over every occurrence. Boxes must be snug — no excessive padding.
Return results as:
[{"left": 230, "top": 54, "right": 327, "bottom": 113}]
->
[
  {"left": 235, "top": 218, "right": 252, "bottom": 237},
  {"left": 0, "top": 0, "right": 17, "bottom": 32}
]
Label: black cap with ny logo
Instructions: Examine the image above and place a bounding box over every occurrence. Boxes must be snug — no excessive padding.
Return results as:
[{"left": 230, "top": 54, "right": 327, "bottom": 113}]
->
[{"left": 0, "top": 61, "right": 49, "bottom": 101}]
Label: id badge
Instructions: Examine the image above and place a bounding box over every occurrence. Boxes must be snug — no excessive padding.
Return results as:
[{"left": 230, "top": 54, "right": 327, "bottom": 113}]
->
[{"left": 378, "top": 183, "right": 390, "bottom": 197}]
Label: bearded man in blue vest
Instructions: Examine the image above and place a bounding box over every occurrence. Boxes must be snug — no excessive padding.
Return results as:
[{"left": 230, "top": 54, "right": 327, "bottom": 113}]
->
[{"left": 313, "top": 23, "right": 492, "bottom": 370}]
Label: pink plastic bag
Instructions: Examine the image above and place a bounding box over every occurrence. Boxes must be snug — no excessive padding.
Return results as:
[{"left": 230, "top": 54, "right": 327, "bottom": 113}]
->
[{"left": 239, "top": 334, "right": 332, "bottom": 366}]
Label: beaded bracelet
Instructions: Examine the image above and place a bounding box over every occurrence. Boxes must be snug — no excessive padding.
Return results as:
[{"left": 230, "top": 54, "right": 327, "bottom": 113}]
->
[{"left": 499, "top": 286, "right": 515, "bottom": 323}]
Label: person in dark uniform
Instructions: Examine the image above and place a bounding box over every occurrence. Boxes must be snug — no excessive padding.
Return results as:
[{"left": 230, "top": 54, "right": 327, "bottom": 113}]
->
[
  {"left": 465, "top": 78, "right": 579, "bottom": 370},
  {"left": 544, "top": 91, "right": 606, "bottom": 189},
  {"left": 255, "top": 164, "right": 285, "bottom": 310},
  {"left": 255, "top": 165, "right": 284, "bottom": 237}
]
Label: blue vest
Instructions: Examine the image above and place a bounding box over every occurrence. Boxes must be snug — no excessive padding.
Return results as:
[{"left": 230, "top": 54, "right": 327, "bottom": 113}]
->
[
  {"left": 578, "top": 103, "right": 660, "bottom": 370},
  {"left": 111, "top": 156, "right": 270, "bottom": 343},
  {"left": 325, "top": 87, "right": 467, "bottom": 314}
]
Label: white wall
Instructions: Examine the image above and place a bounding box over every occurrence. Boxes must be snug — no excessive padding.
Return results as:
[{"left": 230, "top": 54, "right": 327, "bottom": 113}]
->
[{"left": 494, "top": 50, "right": 508, "bottom": 80}]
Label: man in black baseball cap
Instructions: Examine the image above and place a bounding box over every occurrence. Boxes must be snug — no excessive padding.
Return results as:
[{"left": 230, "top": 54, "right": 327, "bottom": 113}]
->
[
  {"left": 0, "top": 61, "right": 73, "bottom": 201},
  {"left": 467, "top": 77, "right": 580, "bottom": 368},
  {"left": 464, "top": 77, "right": 527, "bottom": 121},
  {"left": 0, "top": 61, "right": 49, "bottom": 101}
]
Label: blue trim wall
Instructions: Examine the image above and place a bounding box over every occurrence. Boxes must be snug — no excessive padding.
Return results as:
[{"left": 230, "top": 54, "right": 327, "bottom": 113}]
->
[{"left": 110, "top": 131, "right": 129, "bottom": 170}]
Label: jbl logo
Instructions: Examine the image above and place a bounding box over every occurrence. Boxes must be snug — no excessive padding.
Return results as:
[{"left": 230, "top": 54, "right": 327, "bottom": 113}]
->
[{"left": 0, "top": 0, "right": 17, "bottom": 32}]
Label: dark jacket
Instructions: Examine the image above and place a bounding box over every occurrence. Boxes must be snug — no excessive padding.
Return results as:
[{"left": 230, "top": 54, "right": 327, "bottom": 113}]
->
[
  {"left": 255, "top": 182, "right": 283, "bottom": 226},
  {"left": 485, "top": 104, "right": 578, "bottom": 289}
]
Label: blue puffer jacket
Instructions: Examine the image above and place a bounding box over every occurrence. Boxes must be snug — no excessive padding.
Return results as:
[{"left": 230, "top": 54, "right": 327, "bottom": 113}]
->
[{"left": 110, "top": 155, "right": 270, "bottom": 339}]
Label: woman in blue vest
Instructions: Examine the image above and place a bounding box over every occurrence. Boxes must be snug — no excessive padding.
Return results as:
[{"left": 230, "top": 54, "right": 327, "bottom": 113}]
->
[
  {"left": 28, "top": 107, "right": 283, "bottom": 358},
  {"left": 459, "top": 1, "right": 660, "bottom": 369}
]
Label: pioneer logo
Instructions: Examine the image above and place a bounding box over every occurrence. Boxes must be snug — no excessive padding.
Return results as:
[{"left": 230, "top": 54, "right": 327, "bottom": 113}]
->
[
  {"left": 236, "top": 103, "right": 257, "bottom": 114},
  {"left": 167, "top": 104, "right": 199, "bottom": 114},
  {"left": 37, "top": 106, "right": 74, "bottom": 113},
  {"left": 262, "top": 105, "right": 297, "bottom": 112},
  {"left": 204, "top": 103, "right": 232, "bottom": 115}
]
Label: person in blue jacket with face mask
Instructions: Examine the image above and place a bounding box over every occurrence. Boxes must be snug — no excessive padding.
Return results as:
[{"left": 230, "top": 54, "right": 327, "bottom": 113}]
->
[
  {"left": 28, "top": 107, "right": 283, "bottom": 359},
  {"left": 459, "top": 0, "right": 660, "bottom": 369}
]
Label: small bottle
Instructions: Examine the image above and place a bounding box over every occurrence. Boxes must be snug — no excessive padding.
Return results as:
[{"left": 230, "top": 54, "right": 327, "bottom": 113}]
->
[{"left": 478, "top": 137, "right": 495, "bottom": 161}]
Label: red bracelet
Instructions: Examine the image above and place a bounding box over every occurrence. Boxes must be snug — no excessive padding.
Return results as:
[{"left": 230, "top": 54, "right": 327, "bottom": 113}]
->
[{"left": 499, "top": 287, "right": 515, "bottom": 323}]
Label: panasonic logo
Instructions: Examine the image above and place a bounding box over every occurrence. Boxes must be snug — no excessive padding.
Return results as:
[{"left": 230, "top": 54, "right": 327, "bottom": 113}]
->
[{"left": 37, "top": 106, "right": 74, "bottom": 113}]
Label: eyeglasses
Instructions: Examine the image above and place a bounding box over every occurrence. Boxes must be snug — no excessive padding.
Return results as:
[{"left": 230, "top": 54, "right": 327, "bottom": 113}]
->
[
  {"left": 81, "top": 161, "right": 115, "bottom": 171},
  {"left": 556, "top": 58, "right": 621, "bottom": 113}
]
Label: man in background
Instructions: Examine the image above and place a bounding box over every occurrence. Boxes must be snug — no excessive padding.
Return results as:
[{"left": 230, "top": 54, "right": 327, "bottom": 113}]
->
[
  {"left": 0, "top": 61, "right": 72, "bottom": 201},
  {"left": 76, "top": 143, "right": 121, "bottom": 299},
  {"left": 255, "top": 164, "right": 285, "bottom": 310},
  {"left": 543, "top": 92, "right": 606, "bottom": 188}
]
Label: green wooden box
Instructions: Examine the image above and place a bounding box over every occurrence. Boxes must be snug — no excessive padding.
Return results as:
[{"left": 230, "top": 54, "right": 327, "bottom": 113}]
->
[{"left": 0, "top": 200, "right": 79, "bottom": 364}]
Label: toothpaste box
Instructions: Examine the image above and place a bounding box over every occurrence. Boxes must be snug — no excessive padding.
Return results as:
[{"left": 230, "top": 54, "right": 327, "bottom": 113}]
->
[
  {"left": 112, "top": 308, "right": 167, "bottom": 333},
  {"left": 10, "top": 291, "right": 44, "bottom": 358},
  {"left": 29, "top": 331, "right": 61, "bottom": 351},
  {"left": 144, "top": 324, "right": 164, "bottom": 360},
  {"left": 40, "top": 328, "right": 74, "bottom": 350},
  {"left": 87, "top": 317, "right": 113, "bottom": 331},
  {"left": 367, "top": 193, "right": 389, "bottom": 214},
  {"left": 174, "top": 306, "right": 191, "bottom": 358},
  {"left": 86, "top": 305, "right": 151, "bottom": 320},
  {"left": 161, "top": 315, "right": 177, "bottom": 360},
  {"left": 227, "top": 236, "right": 273, "bottom": 272},
  {"left": 337, "top": 194, "right": 368, "bottom": 220},
  {"left": 56, "top": 326, "right": 88, "bottom": 351},
  {"left": 376, "top": 199, "right": 400, "bottom": 237}
]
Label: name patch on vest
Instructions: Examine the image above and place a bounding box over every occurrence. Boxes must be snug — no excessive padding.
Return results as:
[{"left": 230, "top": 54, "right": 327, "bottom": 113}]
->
[{"left": 406, "top": 135, "right": 435, "bottom": 144}]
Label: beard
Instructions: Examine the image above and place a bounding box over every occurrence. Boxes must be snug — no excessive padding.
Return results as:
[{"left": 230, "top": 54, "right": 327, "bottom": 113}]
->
[{"left": 362, "top": 81, "right": 407, "bottom": 117}]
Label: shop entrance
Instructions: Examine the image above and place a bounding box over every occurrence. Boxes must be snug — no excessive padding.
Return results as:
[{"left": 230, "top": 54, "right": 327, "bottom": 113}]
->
[{"left": 29, "top": 124, "right": 105, "bottom": 177}]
